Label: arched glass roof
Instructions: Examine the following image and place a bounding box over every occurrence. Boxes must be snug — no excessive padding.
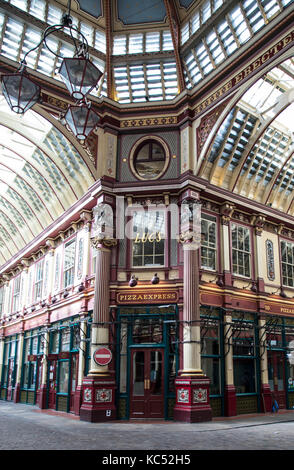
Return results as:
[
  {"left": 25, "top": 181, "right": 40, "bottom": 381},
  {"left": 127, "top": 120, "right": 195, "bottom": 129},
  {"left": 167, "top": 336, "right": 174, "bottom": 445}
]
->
[
  {"left": 200, "top": 56, "right": 294, "bottom": 215},
  {"left": 0, "top": 97, "right": 95, "bottom": 264}
]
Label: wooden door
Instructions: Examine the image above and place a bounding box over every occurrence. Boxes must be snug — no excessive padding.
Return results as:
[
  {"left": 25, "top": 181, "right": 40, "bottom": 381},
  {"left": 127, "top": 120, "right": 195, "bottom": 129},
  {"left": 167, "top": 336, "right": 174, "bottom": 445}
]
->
[
  {"left": 268, "top": 350, "right": 286, "bottom": 409},
  {"left": 130, "top": 348, "right": 164, "bottom": 419},
  {"left": 48, "top": 360, "right": 57, "bottom": 409}
]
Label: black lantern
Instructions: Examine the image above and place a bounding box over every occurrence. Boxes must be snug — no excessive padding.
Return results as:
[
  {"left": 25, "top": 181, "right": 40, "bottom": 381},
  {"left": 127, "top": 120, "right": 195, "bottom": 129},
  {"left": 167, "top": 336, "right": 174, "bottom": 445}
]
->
[
  {"left": 0, "top": 1, "right": 102, "bottom": 140},
  {"left": 59, "top": 57, "right": 102, "bottom": 101},
  {"left": 64, "top": 103, "right": 100, "bottom": 140},
  {"left": 1, "top": 72, "right": 40, "bottom": 114}
]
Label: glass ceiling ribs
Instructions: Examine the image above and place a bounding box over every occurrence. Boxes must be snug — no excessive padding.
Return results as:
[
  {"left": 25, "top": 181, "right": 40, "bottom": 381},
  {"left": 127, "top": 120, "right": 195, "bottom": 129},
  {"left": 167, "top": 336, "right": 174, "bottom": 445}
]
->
[
  {"left": 0, "top": 98, "right": 95, "bottom": 263},
  {"left": 205, "top": 55, "right": 294, "bottom": 213},
  {"left": 0, "top": 0, "right": 107, "bottom": 97},
  {"left": 182, "top": 0, "right": 294, "bottom": 90}
]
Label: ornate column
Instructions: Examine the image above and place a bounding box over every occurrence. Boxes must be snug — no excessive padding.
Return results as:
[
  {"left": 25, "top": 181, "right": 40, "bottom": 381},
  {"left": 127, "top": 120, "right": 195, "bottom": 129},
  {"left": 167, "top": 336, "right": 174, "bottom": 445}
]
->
[
  {"left": 73, "top": 313, "right": 88, "bottom": 415},
  {"left": 80, "top": 235, "right": 117, "bottom": 422},
  {"left": 38, "top": 321, "right": 49, "bottom": 409},
  {"left": 220, "top": 202, "right": 235, "bottom": 288},
  {"left": 173, "top": 206, "right": 212, "bottom": 422},
  {"left": 14, "top": 329, "right": 24, "bottom": 403},
  {"left": 0, "top": 334, "right": 4, "bottom": 389},
  {"left": 259, "top": 316, "right": 272, "bottom": 411}
]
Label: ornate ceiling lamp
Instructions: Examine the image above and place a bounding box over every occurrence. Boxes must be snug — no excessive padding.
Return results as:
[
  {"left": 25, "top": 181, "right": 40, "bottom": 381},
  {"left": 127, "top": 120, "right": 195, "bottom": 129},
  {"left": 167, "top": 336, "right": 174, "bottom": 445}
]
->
[{"left": 0, "top": 0, "right": 102, "bottom": 139}]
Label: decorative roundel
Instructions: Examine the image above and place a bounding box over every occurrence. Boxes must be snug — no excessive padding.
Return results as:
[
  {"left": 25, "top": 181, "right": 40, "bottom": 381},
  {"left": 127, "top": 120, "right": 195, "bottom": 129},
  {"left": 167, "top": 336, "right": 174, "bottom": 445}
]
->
[{"left": 129, "top": 136, "right": 170, "bottom": 181}]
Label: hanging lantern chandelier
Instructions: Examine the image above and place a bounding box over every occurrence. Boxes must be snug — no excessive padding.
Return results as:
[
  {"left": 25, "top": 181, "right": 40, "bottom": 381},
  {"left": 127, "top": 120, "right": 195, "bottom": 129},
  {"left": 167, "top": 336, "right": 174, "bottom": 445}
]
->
[{"left": 0, "top": 0, "right": 102, "bottom": 140}]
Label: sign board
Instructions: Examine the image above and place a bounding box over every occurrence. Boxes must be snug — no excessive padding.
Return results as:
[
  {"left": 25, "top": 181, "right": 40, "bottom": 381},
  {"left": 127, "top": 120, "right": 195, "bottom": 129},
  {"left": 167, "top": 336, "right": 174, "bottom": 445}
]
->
[
  {"left": 116, "top": 289, "right": 178, "bottom": 304},
  {"left": 93, "top": 347, "right": 112, "bottom": 366}
]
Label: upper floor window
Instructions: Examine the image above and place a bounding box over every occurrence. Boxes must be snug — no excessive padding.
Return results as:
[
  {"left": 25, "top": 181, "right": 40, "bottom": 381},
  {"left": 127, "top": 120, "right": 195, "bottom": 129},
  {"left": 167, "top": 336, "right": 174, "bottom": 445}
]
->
[
  {"left": 231, "top": 224, "right": 251, "bottom": 277},
  {"left": 12, "top": 275, "right": 21, "bottom": 312},
  {"left": 64, "top": 239, "right": 76, "bottom": 288},
  {"left": 0, "top": 286, "right": 5, "bottom": 316},
  {"left": 201, "top": 214, "right": 217, "bottom": 270},
  {"left": 132, "top": 210, "right": 165, "bottom": 267},
  {"left": 34, "top": 259, "right": 44, "bottom": 301},
  {"left": 281, "top": 240, "right": 294, "bottom": 286}
]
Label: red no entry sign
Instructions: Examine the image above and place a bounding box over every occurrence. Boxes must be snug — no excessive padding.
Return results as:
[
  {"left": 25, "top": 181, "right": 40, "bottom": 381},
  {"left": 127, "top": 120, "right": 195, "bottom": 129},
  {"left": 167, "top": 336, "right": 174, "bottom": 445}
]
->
[{"left": 93, "top": 347, "right": 112, "bottom": 366}]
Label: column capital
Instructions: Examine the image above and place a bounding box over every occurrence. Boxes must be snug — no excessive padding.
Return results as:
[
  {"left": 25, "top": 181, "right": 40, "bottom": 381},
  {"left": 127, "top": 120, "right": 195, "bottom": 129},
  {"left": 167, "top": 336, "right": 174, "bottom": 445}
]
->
[
  {"left": 178, "top": 231, "right": 201, "bottom": 249},
  {"left": 90, "top": 236, "right": 117, "bottom": 250}
]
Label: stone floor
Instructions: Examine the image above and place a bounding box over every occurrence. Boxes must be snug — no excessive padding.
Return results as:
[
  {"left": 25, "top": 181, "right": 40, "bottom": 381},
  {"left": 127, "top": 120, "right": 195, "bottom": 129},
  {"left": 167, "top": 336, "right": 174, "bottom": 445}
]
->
[{"left": 1, "top": 401, "right": 294, "bottom": 455}]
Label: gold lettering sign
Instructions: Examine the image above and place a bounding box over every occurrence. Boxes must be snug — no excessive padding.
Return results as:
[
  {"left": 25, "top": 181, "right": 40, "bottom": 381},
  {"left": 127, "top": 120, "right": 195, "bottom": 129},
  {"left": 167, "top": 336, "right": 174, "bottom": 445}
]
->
[
  {"left": 134, "top": 232, "right": 162, "bottom": 243},
  {"left": 116, "top": 290, "right": 178, "bottom": 304}
]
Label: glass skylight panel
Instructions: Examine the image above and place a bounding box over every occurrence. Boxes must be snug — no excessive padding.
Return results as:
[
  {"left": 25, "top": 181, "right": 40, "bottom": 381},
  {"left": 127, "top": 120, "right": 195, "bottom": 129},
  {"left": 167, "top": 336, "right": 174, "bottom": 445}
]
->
[
  {"left": 113, "top": 35, "right": 127, "bottom": 55},
  {"left": 80, "top": 23, "right": 94, "bottom": 48},
  {"left": 10, "top": 0, "right": 26, "bottom": 8},
  {"left": 95, "top": 30, "right": 106, "bottom": 54},
  {"left": 206, "top": 31, "right": 225, "bottom": 65},
  {"left": 29, "top": 0, "right": 46, "bottom": 21},
  {"left": 162, "top": 30, "right": 173, "bottom": 50},
  {"left": 129, "top": 34, "right": 143, "bottom": 54},
  {"left": 37, "top": 37, "right": 58, "bottom": 76},
  {"left": 1, "top": 17, "right": 23, "bottom": 62},
  {"left": 191, "top": 11, "right": 200, "bottom": 34},
  {"left": 181, "top": 22, "right": 190, "bottom": 45},
  {"left": 145, "top": 32, "right": 160, "bottom": 53},
  {"left": 47, "top": 4, "right": 63, "bottom": 26},
  {"left": 163, "top": 62, "right": 178, "bottom": 98},
  {"left": 202, "top": 0, "right": 212, "bottom": 23},
  {"left": 21, "top": 28, "right": 42, "bottom": 69},
  {"left": 262, "top": 0, "right": 281, "bottom": 19}
]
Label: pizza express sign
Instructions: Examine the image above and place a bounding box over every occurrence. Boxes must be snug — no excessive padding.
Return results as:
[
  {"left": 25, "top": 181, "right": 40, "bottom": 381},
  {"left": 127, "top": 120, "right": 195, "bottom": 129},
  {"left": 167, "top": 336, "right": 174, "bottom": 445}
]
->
[{"left": 116, "top": 289, "right": 178, "bottom": 304}]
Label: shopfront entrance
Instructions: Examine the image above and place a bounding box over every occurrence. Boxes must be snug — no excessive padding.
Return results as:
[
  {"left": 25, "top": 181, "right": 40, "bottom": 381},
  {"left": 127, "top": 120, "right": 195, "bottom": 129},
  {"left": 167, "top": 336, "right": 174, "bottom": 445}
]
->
[
  {"left": 116, "top": 305, "right": 178, "bottom": 420},
  {"left": 130, "top": 348, "right": 164, "bottom": 418},
  {"left": 268, "top": 349, "right": 286, "bottom": 409}
]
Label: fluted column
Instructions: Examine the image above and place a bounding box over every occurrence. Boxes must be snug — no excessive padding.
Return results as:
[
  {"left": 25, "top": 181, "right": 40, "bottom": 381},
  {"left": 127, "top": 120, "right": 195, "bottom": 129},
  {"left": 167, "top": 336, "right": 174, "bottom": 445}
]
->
[
  {"left": 88, "top": 238, "right": 114, "bottom": 376},
  {"left": 79, "top": 235, "right": 117, "bottom": 422},
  {"left": 14, "top": 331, "right": 24, "bottom": 403},
  {"left": 182, "top": 246, "right": 202, "bottom": 374},
  {"left": 174, "top": 229, "right": 212, "bottom": 422}
]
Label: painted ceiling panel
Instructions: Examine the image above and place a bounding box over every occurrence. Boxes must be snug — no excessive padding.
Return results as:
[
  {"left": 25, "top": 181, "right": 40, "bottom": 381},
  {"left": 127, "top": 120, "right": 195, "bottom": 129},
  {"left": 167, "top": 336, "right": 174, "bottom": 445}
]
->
[{"left": 117, "top": 0, "right": 167, "bottom": 25}]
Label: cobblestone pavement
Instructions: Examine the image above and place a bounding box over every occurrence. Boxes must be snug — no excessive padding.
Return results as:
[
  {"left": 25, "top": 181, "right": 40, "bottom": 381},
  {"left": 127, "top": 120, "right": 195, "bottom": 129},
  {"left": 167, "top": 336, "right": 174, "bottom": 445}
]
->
[{"left": 1, "top": 401, "right": 294, "bottom": 452}]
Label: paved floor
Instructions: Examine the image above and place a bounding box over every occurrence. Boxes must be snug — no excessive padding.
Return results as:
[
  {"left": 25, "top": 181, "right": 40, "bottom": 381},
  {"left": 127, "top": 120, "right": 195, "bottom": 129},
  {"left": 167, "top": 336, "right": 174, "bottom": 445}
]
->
[{"left": 1, "top": 401, "right": 294, "bottom": 453}]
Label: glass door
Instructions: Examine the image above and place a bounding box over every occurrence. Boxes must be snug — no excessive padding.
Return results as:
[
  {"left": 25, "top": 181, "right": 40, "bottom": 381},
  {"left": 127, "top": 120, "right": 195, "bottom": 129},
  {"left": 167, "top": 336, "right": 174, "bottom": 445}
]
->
[
  {"left": 268, "top": 350, "right": 286, "bottom": 409},
  {"left": 48, "top": 359, "right": 57, "bottom": 409},
  {"left": 130, "top": 348, "right": 164, "bottom": 418}
]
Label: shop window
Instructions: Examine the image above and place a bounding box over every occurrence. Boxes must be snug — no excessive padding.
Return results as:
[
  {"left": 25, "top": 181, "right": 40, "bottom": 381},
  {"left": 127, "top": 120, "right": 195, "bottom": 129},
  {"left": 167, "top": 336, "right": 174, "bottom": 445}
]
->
[
  {"left": 132, "top": 210, "right": 165, "bottom": 267},
  {"left": 281, "top": 240, "right": 294, "bottom": 286},
  {"left": 201, "top": 309, "right": 222, "bottom": 395},
  {"left": 21, "top": 329, "right": 43, "bottom": 390},
  {"left": 201, "top": 214, "right": 217, "bottom": 270},
  {"left": 58, "top": 361, "right": 69, "bottom": 394},
  {"left": 0, "top": 286, "right": 5, "bottom": 316},
  {"left": 34, "top": 259, "right": 44, "bottom": 301},
  {"left": 64, "top": 239, "right": 76, "bottom": 288},
  {"left": 232, "top": 313, "right": 257, "bottom": 394},
  {"left": 231, "top": 224, "right": 251, "bottom": 277}
]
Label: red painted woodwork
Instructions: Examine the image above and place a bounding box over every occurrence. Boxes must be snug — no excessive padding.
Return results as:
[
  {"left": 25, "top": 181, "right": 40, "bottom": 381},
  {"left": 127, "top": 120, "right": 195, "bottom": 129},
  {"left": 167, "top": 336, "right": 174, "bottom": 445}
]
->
[
  {"left": 224, "top": 384, "right": 237, "bottom": 416},
  {"left": 130, "top": 348, "right": 164, "bottom": 419},
  {"left": 268, "top": 350, "right": 286, "bottom": 409},
  {"left": 48, "top": 359, "right": 57, "bottom": 409}
]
